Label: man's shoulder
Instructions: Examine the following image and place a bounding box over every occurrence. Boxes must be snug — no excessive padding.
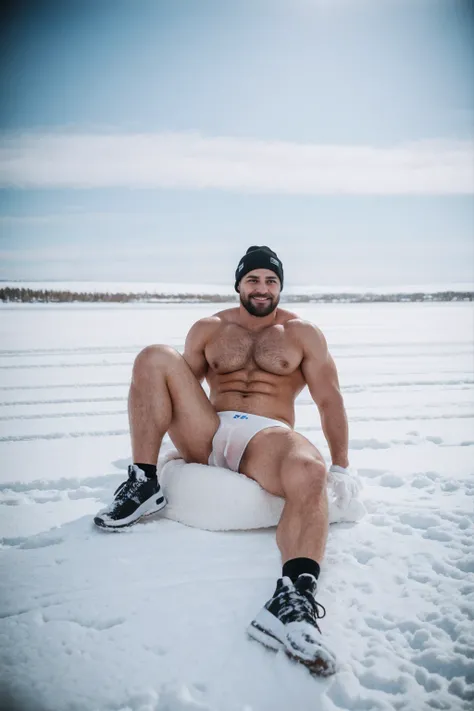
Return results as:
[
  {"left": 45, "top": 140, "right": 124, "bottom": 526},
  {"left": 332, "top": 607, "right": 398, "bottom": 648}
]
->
[
  {"left": 188, "top": 314, "right": 221, "bottom": 333},
  {"left": 187, "top": 308, "right": 236, "bottom": 336},
  {"left": 283, "top": 314, "right": 326, "bottom": 348},
  {"left": 279, "top": 309, "right": 321, "bottom": 333},
  {"left": 212, "top": 306, "right": 239, "bottom": 318},
  {"left": 276, "top": 306, "right": 300, "bottom": 321},
  {"left": 278, "top": 307, "right": 321, "bottom": 329}
]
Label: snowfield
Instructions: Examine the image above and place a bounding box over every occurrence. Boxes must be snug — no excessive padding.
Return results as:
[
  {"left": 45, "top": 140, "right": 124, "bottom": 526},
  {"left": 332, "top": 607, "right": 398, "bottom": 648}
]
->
[{"left": 0, "top": 302, "right": 473, "bottom": 711}]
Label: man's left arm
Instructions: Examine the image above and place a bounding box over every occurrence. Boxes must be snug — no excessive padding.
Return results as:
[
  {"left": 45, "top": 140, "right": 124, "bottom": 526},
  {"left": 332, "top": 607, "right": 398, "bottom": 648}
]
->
[{"left": 299, "top": 324, "right": 349, "bottom": 469}]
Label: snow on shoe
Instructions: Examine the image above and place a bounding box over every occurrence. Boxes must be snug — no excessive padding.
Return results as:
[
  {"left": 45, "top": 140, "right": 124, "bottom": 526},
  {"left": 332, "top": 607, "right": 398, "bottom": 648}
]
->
[
  {"left": 248, "top": 574, "right": 337, "bottom": 677},
  {"left": 94, "top": 464, "right": 167, "bottom": 529}
]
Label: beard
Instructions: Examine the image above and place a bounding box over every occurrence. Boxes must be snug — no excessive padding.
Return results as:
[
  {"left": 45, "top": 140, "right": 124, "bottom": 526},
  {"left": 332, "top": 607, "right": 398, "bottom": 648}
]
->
[{"left": 240, "top": 292, "right": 280, "bottom": 317}]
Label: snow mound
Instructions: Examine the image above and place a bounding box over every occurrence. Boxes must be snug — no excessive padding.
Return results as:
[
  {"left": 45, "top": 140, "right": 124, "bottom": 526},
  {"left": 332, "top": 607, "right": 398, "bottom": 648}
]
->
[{"left": 158, "top": 451, "right": 366, "bottom": 530}]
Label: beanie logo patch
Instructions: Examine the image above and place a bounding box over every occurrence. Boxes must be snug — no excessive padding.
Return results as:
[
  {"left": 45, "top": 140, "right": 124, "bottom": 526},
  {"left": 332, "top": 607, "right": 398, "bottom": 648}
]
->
[
  {"left": 270, "top": 257, "right": 280, "bottom": 267},
  {"left": 238, "top": 262, "right": 244, "bottom": 272}
]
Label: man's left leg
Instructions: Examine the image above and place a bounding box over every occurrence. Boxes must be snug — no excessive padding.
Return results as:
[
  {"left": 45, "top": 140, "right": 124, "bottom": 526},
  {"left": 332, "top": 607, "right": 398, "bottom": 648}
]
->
[
  {"left": 239, "top": 428, "right": 336, "bottom": 676},
  {"left": 240, "top": 428, "right": 328, "bottom": 566}
]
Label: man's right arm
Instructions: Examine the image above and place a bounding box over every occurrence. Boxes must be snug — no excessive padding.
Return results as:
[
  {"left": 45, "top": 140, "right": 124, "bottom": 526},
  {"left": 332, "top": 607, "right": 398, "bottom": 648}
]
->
[{"left": 182, "top": 317, "right": 219, "bottom": 382}]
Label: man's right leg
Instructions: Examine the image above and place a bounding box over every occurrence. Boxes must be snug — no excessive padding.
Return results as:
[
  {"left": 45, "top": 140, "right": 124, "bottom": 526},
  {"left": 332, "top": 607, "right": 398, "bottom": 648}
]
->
[
  {"left": 94, "top": 345, "right": 219, "bottom": 529},
  {"left": 129, "top": 344, "right": 219, "bottom": 465}
]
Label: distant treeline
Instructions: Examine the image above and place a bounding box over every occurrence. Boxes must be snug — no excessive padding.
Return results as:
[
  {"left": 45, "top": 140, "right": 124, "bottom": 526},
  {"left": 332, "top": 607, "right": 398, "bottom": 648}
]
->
[
  {"left": 0, "top": 288, "right": 235, "bottom": 303},
  {"left": 1, "top": 287, "right": 473, "bottom": 304}
]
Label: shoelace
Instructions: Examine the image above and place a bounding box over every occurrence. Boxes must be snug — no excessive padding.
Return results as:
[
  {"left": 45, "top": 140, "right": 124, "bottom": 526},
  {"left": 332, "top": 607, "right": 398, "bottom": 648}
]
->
[
  {"left": 278, "top": 584, "right": 327, "bottom": 625},
  {"left": 113, "top": 468, "right": 140, "bottom": 499},
  {"left": 303, "top": 593, "right": 326, "bottom": 621}
]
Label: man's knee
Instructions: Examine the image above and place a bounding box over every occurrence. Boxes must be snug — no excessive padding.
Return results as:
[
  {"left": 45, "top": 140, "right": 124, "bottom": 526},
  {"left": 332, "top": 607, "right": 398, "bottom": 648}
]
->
[
  {"left": 132, "top": 344, "right": 180, "bottom": 380},
  {"left": 280, "top": 453, "right": 327, "bottom": 499}
]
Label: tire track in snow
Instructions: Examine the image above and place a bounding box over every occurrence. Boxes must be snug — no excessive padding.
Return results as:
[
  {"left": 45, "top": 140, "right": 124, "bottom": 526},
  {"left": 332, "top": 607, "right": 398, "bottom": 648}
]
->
[
  {"left": 8, "top": 346, "right": 465, "bottom": 360},
  {"left": 0, "top": 429, "right": 129, "bottom": 442},
  {"left": 351, "top": 413, "right": 474, "bottom": 422},
  {"left": 297, "top": 407, "right": 474, "bottom": 421},
  {"left": 344, "top": 379, "right": 473, "bottom": 389},
  {"left": 0, "top": 341, "right": 465, "bottom": 357},
  {"left": 331, "top": 340, "right": 470, "bottom": 349},
  {"left": 0, "top": 473, "right": 123, "bottom": 493},
  {"left": 0, "top": 346, "right": 144, "bottom": 357},
  {"left": 0, "top": 396, "right": 126, "bottom": 406},
  {"left": 334, "top": 349, "right": 474, "bottom": 359},
  {"left": 2, "top": 363, "right": 471, "bottom": 376},
  {"left": 3, "top": 410, "right": 472, "bottom": 423},
  {"left": 0, "top": 409, "right": 127, "bottom": 421},
  {"left": 0, "top": 362, "right": 132, "bottom": 369},
  {"left": 0, "top": 429, "right": 460, "bottom": 445},
  {"left": 0, "top": 378, "right": 471, "bottom": 394},
  {"left": 0, "top": 382, "right": 129, "bottom": 391},
  {"left": 1, "top": 346, "right": 472, "bottom": 466}
]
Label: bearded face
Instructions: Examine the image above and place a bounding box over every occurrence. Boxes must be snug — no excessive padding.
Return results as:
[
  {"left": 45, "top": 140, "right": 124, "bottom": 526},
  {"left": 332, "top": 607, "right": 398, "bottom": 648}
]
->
[{"left": 238, "top": 269, "right": 281, "bottom": 318}]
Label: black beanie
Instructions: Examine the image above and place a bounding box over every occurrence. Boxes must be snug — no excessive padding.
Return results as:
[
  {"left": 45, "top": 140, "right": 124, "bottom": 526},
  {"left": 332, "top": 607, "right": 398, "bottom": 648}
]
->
[{"left": 234, "top": 246, "right": 284, "bottom": 292}]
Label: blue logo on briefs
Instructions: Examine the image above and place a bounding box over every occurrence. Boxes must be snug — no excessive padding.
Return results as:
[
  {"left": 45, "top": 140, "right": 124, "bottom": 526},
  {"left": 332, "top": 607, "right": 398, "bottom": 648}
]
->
[{"left": 233, "top": 414, "right": 249, "bottom": 420}]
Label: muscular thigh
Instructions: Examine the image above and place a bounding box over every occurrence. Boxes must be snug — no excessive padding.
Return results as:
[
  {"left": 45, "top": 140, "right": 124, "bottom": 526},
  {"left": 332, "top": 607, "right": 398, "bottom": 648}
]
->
[
  {"left": 163, "top": 351, "right": 219, "bottom": 463},
  {"left": 238, "top": 428, "right": 325, "bottom": 497}
]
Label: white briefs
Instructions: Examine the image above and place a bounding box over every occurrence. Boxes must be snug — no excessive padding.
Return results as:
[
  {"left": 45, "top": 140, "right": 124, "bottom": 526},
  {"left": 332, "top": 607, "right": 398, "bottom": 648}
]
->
[{"left": 208, "top": 410, "right": 291, "bottom": 473}]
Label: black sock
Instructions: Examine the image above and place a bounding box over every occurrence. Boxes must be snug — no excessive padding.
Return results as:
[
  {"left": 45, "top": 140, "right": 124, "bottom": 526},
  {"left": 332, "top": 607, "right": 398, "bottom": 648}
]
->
[
  {"left": 134, "top": 463, "right": 157, "bottom": 479},
  {"left": 282, "top": 557, "right": 321, "bottom": 583}
]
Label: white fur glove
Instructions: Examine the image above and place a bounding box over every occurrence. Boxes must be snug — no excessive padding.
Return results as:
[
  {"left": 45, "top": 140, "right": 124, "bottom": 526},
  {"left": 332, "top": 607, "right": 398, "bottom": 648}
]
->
[{"left": 328, "top": 465, "right": 363, "bottom": 511}]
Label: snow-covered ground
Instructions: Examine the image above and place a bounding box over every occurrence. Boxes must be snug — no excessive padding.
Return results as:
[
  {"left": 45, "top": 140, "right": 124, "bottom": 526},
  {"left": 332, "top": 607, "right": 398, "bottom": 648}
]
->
[{"left": 0, "top": 302, "right": 473, "bottom": 711}]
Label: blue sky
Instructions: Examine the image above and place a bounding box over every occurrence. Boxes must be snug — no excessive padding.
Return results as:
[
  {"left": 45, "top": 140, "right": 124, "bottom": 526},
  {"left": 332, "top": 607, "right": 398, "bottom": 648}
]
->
[{"left": 1, "top": 0, "right": 473, "bottom": 286}]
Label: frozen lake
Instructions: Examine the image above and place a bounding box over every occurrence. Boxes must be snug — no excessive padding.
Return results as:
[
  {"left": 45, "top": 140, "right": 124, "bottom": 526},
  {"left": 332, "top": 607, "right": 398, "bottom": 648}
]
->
[{"left": 0, "top": 302, "right": 473, "bottom": 711}]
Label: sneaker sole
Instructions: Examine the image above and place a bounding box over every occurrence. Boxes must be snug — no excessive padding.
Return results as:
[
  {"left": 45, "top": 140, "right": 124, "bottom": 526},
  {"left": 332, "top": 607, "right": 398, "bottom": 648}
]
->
[
  {"left": 94, "top": 494, "right": 167, "bottom": 530},
  {"left": 247, "top": 609, "right": 337, "bottom": 677}
]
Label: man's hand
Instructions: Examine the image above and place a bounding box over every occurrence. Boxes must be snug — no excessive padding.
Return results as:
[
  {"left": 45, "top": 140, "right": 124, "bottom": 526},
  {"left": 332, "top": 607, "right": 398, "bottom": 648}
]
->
[{"left": 328, "top": 464, "right": 362, "bottom": 510}]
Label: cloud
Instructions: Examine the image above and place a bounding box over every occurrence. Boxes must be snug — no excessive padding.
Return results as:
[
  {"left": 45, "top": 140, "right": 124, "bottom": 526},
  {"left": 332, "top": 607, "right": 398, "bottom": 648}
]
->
[{"left": 0, "top": 131, "right": 472, "bottom": 195}]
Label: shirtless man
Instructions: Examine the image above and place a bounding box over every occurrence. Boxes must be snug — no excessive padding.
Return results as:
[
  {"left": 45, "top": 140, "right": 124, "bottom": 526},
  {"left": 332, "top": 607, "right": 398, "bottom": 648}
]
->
[{"left": 95, "top": 245, "right": 352, "bottom": 676}]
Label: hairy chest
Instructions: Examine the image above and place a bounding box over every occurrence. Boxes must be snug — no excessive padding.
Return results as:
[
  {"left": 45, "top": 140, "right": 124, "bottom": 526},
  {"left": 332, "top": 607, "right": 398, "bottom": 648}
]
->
[{"left": 205, "top": 324, "right": 302, "bottom": 376}]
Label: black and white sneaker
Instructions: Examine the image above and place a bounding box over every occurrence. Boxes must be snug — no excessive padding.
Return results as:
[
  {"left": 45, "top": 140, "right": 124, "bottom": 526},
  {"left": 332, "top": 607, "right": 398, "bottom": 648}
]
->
[
  {"left": 94, "top": 464, "right": 167, "bottom": 530},
  {"left": 247, "top": 574, "right": 337, "bottom": 676}
]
